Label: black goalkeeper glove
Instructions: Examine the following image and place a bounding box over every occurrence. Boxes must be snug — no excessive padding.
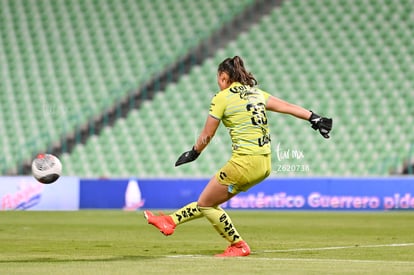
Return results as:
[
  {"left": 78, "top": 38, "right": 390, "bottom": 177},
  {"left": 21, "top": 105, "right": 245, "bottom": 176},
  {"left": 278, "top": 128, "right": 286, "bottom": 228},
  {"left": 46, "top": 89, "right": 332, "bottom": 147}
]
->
[
  {"left": 175, "top": 146, "right": 200, "bottom": 167},
  {"left": 309, "top": 111, "right": 333, "bottom": 139}
]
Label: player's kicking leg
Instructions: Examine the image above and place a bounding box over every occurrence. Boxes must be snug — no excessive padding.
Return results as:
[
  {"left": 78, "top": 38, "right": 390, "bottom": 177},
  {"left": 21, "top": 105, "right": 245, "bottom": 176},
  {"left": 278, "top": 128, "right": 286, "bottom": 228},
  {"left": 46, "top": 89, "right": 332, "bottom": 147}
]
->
[{"left": 144, "top": 201, "right": 203, "bottom": 236}]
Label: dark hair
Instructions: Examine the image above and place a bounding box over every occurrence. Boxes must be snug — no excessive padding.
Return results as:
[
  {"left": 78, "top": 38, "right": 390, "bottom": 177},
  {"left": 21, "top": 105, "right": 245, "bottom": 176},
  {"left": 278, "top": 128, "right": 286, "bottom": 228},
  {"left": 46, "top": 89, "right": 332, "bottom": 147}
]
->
[{"left": 218, "top": 56, "right": 257, "bottom": 87}]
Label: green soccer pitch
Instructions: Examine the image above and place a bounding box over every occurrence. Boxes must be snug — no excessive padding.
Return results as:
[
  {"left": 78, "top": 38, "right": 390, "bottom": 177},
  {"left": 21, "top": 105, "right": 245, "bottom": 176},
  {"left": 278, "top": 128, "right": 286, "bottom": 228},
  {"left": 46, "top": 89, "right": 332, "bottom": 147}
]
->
[{"left": 1, "top": 211, "right": 414, "bottom": 274}]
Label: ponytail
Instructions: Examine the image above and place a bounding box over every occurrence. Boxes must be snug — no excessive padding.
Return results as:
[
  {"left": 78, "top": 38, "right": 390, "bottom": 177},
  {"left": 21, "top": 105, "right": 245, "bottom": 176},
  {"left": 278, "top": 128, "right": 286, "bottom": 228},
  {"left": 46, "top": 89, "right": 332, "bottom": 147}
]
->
[{"left": 218, "top": 56, "right": 257, "bottom": 87}]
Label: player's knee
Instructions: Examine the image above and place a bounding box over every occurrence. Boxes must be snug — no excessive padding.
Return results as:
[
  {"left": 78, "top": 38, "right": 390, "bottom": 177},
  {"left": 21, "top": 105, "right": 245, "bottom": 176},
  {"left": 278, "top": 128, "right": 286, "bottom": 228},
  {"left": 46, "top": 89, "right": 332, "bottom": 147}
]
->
[{"left": 197, "top": 200, "right": 213, "bottom": 208}]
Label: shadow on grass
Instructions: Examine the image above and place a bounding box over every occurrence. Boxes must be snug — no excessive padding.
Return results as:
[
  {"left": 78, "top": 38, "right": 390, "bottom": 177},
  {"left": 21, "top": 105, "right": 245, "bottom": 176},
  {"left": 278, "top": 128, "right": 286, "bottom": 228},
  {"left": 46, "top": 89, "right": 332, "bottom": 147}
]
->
[
  {"left": 0, "top": 249, "right": 220, "bottom": 263},
  {"left": 0, "top": 255, "right": 163, "bottom": 263}
]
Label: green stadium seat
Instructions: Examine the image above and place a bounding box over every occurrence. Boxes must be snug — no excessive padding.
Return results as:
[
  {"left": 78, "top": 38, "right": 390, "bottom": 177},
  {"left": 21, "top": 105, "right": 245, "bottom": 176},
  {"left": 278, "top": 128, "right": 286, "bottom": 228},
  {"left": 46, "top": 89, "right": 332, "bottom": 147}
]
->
[{"left": 1, "top": 0, "right": 412, "bottom": 176}]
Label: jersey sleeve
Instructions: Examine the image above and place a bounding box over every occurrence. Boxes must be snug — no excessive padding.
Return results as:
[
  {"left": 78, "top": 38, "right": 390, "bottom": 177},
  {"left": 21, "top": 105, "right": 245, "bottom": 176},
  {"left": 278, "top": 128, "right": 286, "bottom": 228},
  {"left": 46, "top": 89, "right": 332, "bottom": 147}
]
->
[
  {"left": 209, "top": 92, "right": 226, "bottom": 120},
  {"left": 261, "top": 90, "right": 272, "bottom": 103}
]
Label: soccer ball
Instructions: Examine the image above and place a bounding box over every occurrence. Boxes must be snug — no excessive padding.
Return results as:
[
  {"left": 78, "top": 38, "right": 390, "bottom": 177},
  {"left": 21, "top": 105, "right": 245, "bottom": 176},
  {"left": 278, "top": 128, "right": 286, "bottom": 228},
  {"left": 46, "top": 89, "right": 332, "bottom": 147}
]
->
[{"left": 31, "top": 154, "right": 62, "bottom": 184}]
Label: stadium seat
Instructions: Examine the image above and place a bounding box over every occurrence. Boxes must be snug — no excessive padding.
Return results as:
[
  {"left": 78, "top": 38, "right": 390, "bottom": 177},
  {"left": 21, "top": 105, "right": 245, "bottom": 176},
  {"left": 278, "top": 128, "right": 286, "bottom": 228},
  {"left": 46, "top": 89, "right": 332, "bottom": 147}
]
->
[
  {"left": 1, "top": 0, "right": 412, "bottom": 176},
  {"left": 0, "top": 0, "right": 256, "bottom": 174}
]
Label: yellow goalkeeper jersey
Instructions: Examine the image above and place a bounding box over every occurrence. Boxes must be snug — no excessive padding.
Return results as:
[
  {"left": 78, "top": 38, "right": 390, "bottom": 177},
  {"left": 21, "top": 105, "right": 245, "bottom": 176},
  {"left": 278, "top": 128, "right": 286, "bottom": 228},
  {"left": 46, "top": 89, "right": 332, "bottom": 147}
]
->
[{"left": 209, "top": 82, "right": 271, "bottom": 155}]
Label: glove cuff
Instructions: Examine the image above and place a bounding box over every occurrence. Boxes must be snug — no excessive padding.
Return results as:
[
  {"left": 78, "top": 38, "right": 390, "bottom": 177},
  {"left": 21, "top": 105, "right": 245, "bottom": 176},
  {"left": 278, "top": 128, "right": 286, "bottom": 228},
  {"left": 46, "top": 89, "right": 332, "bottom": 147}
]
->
[
  {"left": 308, "top": 111, "right": 321, "bottom": 130},
  {"left": 190, "top": 146, "right": 201, "bottom": 159}
]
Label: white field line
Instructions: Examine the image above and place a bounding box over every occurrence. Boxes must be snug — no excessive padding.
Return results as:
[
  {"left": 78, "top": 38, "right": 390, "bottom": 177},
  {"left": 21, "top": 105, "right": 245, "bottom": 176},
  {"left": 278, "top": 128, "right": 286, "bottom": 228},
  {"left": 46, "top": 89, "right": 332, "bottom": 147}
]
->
[
  {"left": 166, "top": 256, "right": 414, "bottom": 265},
  {"left": 248, "top": 257, "right": 414, "bottom": 265},
  {"left": 259, "top": 243, "right": 414, "bottom": 253},
  {"left": 165, "top": 243, "right": 414, "bottom": 264}
]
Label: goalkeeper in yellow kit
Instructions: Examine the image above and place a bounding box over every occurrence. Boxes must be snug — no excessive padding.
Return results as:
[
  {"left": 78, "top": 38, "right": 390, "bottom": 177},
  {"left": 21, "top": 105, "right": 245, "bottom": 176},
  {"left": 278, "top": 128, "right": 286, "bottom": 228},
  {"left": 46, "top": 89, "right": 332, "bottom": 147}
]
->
[{"left": 144, "top": 56, "right": 332, "bottom": 257}]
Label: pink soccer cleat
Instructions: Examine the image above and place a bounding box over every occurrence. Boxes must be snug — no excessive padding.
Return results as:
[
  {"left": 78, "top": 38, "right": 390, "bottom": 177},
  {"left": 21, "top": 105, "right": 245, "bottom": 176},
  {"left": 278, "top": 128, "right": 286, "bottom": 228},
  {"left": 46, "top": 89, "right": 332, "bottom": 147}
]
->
[
  {"left": 215, "top": 240, "right": 251, "bottom": 257},
  {"left": 144, "top": 210, "right": 176, "bottom": 236}
]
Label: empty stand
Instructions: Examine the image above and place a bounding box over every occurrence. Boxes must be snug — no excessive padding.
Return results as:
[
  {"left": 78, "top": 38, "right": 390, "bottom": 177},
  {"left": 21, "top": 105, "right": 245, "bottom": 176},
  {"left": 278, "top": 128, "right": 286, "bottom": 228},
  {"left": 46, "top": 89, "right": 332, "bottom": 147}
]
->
[
  {"left": 1, "top": 0, "right": 412, "bottom": 176},
  {"left": 0, "top": 0, "right": 255, "bottom": 174}
]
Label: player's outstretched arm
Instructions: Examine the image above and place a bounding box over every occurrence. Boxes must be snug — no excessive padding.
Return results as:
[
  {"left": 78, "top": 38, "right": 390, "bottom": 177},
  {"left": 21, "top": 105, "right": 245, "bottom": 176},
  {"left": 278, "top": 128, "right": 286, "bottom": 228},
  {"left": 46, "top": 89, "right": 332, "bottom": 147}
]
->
[
  {"left": 265, "top": 96, "right": 333, "bottom": 138},
  {"left": 265, "top": 96, "right": 311, "bottom": 119},
  {"left": 175, "top": 115, "right": 220, "bottom": 166}
]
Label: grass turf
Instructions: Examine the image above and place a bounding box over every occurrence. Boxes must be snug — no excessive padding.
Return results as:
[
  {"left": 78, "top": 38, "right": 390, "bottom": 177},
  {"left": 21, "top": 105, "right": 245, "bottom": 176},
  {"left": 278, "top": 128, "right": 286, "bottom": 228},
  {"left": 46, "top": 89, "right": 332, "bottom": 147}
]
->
[{"left": 1, "top": 211, "right": 414, "bottom": 274}]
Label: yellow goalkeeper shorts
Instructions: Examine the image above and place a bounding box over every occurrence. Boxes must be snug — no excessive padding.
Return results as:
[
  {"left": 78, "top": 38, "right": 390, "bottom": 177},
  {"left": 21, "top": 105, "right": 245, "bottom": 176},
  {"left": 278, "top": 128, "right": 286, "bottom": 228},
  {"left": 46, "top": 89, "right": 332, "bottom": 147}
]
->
[{"left": 215, "top": 153, "right": 271, "bottom": 194}]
